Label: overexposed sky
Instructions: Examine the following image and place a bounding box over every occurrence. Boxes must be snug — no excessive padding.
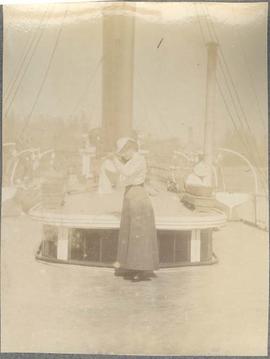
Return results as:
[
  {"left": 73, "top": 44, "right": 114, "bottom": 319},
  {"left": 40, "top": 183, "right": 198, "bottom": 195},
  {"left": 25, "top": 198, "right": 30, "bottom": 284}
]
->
[{"left": 3, "top": 2, "right": 268, "bottom": 145}]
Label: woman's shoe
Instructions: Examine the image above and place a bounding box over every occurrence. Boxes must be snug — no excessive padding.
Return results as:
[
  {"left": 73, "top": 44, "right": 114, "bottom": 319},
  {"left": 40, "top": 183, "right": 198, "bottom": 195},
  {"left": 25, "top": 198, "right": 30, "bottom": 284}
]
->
[
  {"left": 115, "top": 268, "right": 132, "bottom": 277},
  {"left": 145, "top": 271, "right": 157, "bottom": 278},
  {"left": 131, "top": 271, "right": 151, "bottom": 282},
  {"left": 123, "top": 270, "right": 138, "bottom": 280},
  {"left": 114, "top": 269, "right": 125, "bottom": 277}
]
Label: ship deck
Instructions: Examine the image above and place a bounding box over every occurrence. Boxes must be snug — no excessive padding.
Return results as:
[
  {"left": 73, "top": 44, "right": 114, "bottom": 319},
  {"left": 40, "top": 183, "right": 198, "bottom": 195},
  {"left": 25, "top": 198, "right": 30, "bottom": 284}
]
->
[
  {"left": 29, "top": 189, "right": 226, "bottom": 230},
  {"left": 1, "top": 215, "right": 268, "bottom": 355}
]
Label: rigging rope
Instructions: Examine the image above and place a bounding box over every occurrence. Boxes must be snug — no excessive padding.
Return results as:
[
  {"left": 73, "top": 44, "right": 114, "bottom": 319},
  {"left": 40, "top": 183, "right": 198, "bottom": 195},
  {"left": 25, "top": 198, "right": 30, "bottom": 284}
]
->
[
  {"left": 16, "top": 7, "right": 68, "bottom": 144},
  {"left": 205, "top": 5, "right": 268, "bottom": 189},
  {"left": 194, "top": 3, "right": 250, "bottom": 151},
  {"left": 193, "top": 3, "right": 208, "bottom": 44},
  {"left": 4, "top": 7, "right": 49, "bottom": 104},
  {"left": 4, "top": 8, "right": 52, "bottom": 117},
  {"left": 202, "top": 4, "right": 266, "bottom": 168},
  {"left": 234, "top": 26, "right": 267, "bottom": 133},
  {"left": 217, "top": 79, "right": 268, "bottom": 190},
  {"left": 194, "top": 3, "right": 267, "bottom": 191}
]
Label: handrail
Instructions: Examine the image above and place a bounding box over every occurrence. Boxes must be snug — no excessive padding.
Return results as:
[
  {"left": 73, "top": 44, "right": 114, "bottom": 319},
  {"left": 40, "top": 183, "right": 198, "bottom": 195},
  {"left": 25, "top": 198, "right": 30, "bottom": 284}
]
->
[
  {"left": 218, "top": 148, "right": 259, "bottom": 195},
  {"left": 173, "top": 150, "right": 191, "bottom": 162},
  {"left": 40, "top": 149, "right": 54, "bottom": 159}
]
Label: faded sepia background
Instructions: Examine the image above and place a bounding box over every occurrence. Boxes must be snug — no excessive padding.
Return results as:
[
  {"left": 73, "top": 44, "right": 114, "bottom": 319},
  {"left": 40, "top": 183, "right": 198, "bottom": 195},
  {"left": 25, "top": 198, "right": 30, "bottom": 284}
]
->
[
  {"left": 3, "top": 2, "right": 267, "bottom": 151},
  {"left": 1, "top": 2, "right": 268, "bottom": 355}
]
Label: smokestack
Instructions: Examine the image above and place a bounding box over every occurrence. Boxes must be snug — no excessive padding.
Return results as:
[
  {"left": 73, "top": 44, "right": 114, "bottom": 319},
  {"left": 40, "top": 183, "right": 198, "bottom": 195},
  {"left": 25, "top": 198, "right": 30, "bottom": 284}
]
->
[
  {"left": 102, "top": 3, "right": 135, "bottom": 152},
  {"left": 203, "top": 43, "right": 218, "bottom": 169}
]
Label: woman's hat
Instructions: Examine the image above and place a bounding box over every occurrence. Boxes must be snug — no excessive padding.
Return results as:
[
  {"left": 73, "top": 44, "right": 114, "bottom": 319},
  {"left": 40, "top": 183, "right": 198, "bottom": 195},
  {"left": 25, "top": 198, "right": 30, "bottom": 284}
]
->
[{"left": 116, "top": 137, "right": 137, "bottom": 154}]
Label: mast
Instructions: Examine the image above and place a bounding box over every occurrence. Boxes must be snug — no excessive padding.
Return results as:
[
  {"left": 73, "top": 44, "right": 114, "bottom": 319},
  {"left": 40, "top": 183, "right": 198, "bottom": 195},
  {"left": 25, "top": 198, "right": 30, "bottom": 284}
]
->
[
  {"left": 203, "top": 42, "right": 218, "bottom": 175},
  {"left": 102, "top": 3, "right": 135, "bottom": 152}
]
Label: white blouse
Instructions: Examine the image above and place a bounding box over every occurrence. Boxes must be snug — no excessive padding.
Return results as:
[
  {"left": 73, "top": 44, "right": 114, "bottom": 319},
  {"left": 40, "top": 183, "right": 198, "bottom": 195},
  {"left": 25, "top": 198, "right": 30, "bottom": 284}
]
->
[{"left": 113, "top": 152, "right": 147, "bottom": 186}]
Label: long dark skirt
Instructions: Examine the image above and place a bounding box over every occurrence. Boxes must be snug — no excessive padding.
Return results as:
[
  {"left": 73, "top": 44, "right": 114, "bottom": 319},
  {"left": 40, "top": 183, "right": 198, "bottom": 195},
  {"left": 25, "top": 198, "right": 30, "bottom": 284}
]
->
[{"left": 117, "top": 184, "right": 159, "bottom": 271}]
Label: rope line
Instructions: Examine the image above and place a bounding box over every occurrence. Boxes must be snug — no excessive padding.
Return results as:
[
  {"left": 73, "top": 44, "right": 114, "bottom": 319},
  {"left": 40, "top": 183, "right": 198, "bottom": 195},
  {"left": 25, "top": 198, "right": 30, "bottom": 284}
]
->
[
  {"left": 4, "top": 8, "right": 52, "bottom": 117},
  {"left": 4, "top": 7, "right": 49, "bottom": 104},
  {"left": 204, "top": 5, "right": 267, "bottom": 187},
  {"left": 235, "top": 25, "right": 267, "bottom": 133},
  {"left": 194, "top": 3, "right": 267, "bottom": 190},
  {"left": 203, "top": 4, "right": 265, "bottom": 168},
  {"left": 16, "top": 7, "right": 68, "bottom": 144},
  {"left": 194, "top": 3, "right": 249, "bottom": 154}
]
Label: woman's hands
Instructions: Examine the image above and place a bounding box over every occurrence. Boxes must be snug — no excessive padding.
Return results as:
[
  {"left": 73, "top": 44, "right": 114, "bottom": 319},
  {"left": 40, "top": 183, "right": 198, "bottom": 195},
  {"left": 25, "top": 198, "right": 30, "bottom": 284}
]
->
[{"left": 107, "top": 152, "right": 122, "bottom": 161}]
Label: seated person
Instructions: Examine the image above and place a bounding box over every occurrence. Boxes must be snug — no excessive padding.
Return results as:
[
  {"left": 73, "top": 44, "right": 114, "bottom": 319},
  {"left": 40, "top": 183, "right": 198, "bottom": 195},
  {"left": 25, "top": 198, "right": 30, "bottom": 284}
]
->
[{"left": 184, "top": 153, "right": 213, "bottom": 196}]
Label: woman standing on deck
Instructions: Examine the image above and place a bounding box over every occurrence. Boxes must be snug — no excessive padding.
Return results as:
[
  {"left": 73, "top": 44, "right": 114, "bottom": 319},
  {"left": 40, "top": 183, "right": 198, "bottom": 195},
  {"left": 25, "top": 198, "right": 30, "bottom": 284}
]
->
[{"left": 110, "top": 137, "right": 159, "bottom": 281}]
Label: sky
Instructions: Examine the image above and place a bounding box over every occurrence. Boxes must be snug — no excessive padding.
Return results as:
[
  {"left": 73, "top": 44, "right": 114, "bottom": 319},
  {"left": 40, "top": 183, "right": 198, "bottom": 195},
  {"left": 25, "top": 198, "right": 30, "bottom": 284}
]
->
[{"left": 3, "top": 2, "right": 268, "bottom": 147}]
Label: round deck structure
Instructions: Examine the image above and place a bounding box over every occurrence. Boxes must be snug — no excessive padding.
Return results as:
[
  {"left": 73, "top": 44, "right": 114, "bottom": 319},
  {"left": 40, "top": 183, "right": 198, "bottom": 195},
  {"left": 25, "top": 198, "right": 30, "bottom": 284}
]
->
[{"left": 30, "top": 190, "right": 226, "bottom": 268}]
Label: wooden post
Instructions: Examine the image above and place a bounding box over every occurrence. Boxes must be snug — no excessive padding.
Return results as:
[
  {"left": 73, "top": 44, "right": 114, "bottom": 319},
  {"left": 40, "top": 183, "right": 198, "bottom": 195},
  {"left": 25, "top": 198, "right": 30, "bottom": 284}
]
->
[
  {"left": 57, "top": 226, "right": 69, "bottom": 260},
  {"left": 102, "top": 3, "right": 135, "bottom": 151},
  {"left": 190, "top": 229, "right": 201, "bottom": 262}
]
